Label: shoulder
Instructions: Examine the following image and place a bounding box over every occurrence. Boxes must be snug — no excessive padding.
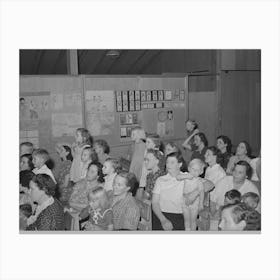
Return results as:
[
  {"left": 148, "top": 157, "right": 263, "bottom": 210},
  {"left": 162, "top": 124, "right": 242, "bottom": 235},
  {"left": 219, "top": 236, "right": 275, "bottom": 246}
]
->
[{"left": 216, "top": 175, "right": 232, "bottom": 186}]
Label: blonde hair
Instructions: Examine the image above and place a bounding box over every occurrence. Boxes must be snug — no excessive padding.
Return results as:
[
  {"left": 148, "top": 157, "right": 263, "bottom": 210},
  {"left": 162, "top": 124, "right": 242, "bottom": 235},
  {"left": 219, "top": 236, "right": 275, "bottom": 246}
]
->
[
  {"left": 188, "top": 158, "right": 205, "bottom": 171},
  {"left": 132, "top": 127, "right": 146, "bottom": 141}
]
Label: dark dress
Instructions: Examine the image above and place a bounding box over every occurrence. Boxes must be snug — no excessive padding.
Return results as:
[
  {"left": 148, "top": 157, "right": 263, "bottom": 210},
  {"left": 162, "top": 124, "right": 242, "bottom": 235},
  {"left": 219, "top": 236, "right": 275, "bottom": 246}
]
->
[{"left": 26, "top": 199, "right": 65, "bottom": 231}]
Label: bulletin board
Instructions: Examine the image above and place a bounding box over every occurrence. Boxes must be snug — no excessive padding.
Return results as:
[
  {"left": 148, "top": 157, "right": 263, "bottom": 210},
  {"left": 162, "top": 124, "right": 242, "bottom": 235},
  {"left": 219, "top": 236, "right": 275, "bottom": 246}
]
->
[
  {"left": 20, "top": 76, "right": 84, "bottom": 155},
  {"left": 84, "top": 76, "right": 188, "bottom": 147}
]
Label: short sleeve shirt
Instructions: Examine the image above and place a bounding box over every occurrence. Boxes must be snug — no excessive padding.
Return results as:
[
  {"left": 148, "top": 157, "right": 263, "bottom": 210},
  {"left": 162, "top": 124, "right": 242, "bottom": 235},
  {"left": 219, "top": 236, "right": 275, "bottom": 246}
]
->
[{"left": 153, "top": 173, "right": 185, "bottom": 214}]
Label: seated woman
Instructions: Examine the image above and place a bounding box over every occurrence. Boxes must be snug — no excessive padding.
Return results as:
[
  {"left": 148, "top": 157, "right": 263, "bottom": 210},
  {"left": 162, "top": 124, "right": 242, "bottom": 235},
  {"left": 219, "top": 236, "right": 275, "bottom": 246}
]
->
[
  {"left": 226, "top": 141, "right": 252, "bottom": 175},
  {"left": 93, "top": 139, "right": 110, "bottom": 165},
  {"left": 152, "top": 152, "right": 191, "bottom": 231},
  {"left": 191, "top": 132, "right": 208, "bottom": 163},
  {"left": 23, "top": 174, "right": 65, "bottom": 231},
  {"left": 112, "top": 172, "right": 140, "bottom": 230},
  {"left": 68, "top": 161, "right": 104, "bottom": 212},
  {"left": 204, "top": 146, "right": 226, "bottom": 186},
  {"left": 211, "top": 160, "right": 260, "bottom": 213},
  {"left": 20, "top": 153, "right": 34, "bottom": 171},
  {"left": 219, "top": 203, "right": 261, "bottom": 231},
  {"left": 216, "top": 135, "right": 232, "bottom": 170}
]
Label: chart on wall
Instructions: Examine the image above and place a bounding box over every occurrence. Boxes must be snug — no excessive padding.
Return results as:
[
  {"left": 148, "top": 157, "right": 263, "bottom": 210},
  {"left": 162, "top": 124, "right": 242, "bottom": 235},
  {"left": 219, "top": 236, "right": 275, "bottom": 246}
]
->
[
  {"left": 51, "top": 92, "right": 83, "bottom": 137},
  {"left": 85, "top": 90, "right": 115, "bottom": 136},
  {"left": 20, "top": 91, "right": 51, "bottom": 149}
]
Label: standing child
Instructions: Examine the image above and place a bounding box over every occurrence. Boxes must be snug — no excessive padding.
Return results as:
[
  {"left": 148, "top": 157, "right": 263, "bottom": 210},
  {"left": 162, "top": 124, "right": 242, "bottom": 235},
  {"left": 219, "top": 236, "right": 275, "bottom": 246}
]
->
[
  {"left": 70, "top": 128, "right": 92, "bottom": 183},
  {"left": 102, "top": 158, "right": 121, "bottom": 193},
  {"left": 32, "top": 149, "right": 56, "bottom": 184},
  {"left": 128, "top": 127, "right": 146, "bottom": 182},
  {"left": 182, "top": 159, "right": 205, "bottom": 231},
  {"left": 81, "top": 187, "right": 113, "bottom": 231}
]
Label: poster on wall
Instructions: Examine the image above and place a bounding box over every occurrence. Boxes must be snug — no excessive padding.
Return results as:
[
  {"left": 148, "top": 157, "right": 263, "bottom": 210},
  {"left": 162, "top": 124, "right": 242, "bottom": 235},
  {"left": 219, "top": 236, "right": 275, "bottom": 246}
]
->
[
  {"left": 85, "top": 90, "right": 115, "bottom": 136},
  {"left": 20, "top": 91, "right": 51, "bottom": 150},
  {"left": 157, "top": 110, "right": 174, "bottom": 137}
]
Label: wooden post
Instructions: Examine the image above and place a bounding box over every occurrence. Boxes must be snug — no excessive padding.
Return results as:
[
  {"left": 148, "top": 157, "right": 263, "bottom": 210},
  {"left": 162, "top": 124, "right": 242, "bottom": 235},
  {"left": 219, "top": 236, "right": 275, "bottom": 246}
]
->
[{"left": 66, "top": 49, "right": 78, "bottom": 75}]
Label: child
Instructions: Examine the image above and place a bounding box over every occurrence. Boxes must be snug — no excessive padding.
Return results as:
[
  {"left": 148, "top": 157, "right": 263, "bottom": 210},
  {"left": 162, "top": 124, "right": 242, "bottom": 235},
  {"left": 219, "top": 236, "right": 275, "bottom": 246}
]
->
[
  {"left": 19, "top": 204, "right": 33, "bottom": 230},
  {"left": 102, "top": 158, "right": 121, "bottom": 193},
  {"left": 93, "top": 139, "right": 110, "bottom": 164},
  {"left": 182, "top": 159, "right": 205, "bottom": 231},
  {"left": 32, "top": 149, "right": 56, "bottom": 184},
  {"left": 70, "top": 128, "right": 92, "bottom": 183},
  {"left": 20, "top": 142, "right": 34, "bottom": 156},
  {"left": 224, "top": 189, "right": 242, "bottom": 206},
  {"left": 81, "top": 187, "right": 113, "bottom": 231},
  {"left": 219, "top": 203, "right": 261, "bottom": 231},
  {"left": 241, "top": 192, "right": 260, "bottom": 211},
  {"left": 128, "top": 127, "right": 146, "bottom": 182},
  {"left": 80, "top": 147, "right": 97, "bottom": 180}
]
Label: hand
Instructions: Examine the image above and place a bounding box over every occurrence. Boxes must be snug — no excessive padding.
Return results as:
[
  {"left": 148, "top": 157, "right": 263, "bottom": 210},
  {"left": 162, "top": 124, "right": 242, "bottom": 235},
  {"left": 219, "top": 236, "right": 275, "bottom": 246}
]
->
[
  {"left": 193, "top": 128, "right": 199, "bottom": 134},
  {"left": 161, "top": 218, "right": 173, "bottom": 231}
]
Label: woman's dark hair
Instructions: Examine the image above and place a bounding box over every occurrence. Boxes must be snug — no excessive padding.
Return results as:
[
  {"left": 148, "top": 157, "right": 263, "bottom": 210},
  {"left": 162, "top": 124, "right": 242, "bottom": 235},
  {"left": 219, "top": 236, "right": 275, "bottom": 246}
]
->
[
  {"left": 20, "top": 153, "right": 34, "bottom": 170},
  {"left": 217, "top": 135, "right": 232, "bottom": 153},
  {"left": 94, "top": 139, "right": 110, "bottom": 155},
  {"left": 166, "top": 152, "right": 188, "bottom": 172},
  {"left": 164, "top": 141, "right": 182, "bottom": 155},
  {"left": 238, "top": 141, "right": 252, "bottom": 158},
  {"left": 31, "top": 174, "right": 57, "bottom": 197},
  {"left": 234, "top": 160, "right": 253, "bottom": 180},
  {"left": 87, "top": 161, "right": 105, "bottom": 183},
  {"left": 146, "top": 148, "right": 166, "bottom": 171},
  {"left": 20, "top": 170, "right": 34, "bottom": 189},
  {"left": 63, "top": 145, "right": 73, "bottom": 161},
  {"left": 206, "top": 146, "right": 222, "bottom": 165},
  {"left": 196, "top": 132, "right": 208, "bottom": 147}
]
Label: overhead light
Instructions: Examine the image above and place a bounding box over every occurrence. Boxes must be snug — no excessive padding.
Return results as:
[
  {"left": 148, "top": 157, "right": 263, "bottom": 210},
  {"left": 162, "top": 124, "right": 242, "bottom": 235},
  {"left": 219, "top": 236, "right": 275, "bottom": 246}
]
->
[{"left": 106, "top": 50, "right": 120, "bottom": 58}]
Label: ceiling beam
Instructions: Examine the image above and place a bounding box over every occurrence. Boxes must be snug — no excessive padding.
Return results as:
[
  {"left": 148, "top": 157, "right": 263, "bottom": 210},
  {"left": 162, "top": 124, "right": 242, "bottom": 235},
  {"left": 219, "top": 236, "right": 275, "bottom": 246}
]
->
[
  {"left": 139, "top": 50, "right": 162, "bottom": 74},
  {"left": 66, "top": 49, "right": 78, "bottom": 75},
  {"left": 33, "top": 50, "right": 45, "bottom": 74}
]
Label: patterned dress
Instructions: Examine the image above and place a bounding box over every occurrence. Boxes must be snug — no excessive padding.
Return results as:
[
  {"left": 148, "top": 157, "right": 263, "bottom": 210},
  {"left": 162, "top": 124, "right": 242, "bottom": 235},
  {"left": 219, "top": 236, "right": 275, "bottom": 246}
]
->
[
  {"left": 26, "top": 199, "right": 65, "bottom": 231},
  {"left": 145, "top": 169, "right": 166, "bottom": 199},
  {"left": 56, "top": 160, "right": 72, "bottom": 204}
]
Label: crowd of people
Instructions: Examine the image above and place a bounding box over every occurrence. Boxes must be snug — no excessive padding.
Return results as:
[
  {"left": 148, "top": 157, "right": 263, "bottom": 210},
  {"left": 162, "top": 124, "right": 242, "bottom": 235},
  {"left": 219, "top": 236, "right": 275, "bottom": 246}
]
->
[{"left": 19, "top": 122, "right": 261, "bottom": 231}]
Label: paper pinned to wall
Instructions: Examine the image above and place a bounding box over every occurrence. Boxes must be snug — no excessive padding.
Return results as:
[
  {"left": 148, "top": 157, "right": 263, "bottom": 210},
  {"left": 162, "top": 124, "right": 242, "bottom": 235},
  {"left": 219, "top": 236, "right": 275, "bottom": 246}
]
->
[
  {"left": 51, "top": 94, "right": 64, "bottom": 110},
  {"left": 52, "top": 113, "right": 83, "bottom": 137},
  {"left": 85, "top": 90, "right": 115, "bottom": 136},
  {"left": 64, "top": 93, "right": 82, "bottom": 108}
]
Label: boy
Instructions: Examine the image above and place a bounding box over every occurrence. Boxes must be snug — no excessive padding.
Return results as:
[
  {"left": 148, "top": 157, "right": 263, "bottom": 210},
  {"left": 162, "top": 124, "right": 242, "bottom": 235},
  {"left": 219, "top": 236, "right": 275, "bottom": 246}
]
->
[
  {"left": 224, "top": 189, "right": 241, "bottom": 206},
  {"left": 20, "top": 142, "right": 34, "bottom": 156},
  {"left": 32, "top": 149, "right": 56, "bottom": 184},
  {"left": 241, "top": 192, "right": 260, "bottom": 211}
]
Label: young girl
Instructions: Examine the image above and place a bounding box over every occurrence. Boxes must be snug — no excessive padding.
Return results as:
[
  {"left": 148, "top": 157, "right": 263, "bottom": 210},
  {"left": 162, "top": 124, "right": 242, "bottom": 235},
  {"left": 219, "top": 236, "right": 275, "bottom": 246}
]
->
[
  {"left": 70, "top": 128, "right": 92, "bottom": 183},
  {"left": 80, "top": 147, "right": 97, "bottom": 180},
  {"left": 93, "top": 139, "right": 110, "bottom": 164},
  {"left": 182, "top": 159, "right": 205, "bottom": 231},
  {"left": 128, "top": 127, "right": 146, "bottom": 182},
  {"left": 139, "top": 133, "right": 164, "bottom": 189},
  {"left": 102, "top": 158, "right": 122, "bottom": 193},
  {"left": 81, "top": 187, "right": 113, "bottom": 231}
]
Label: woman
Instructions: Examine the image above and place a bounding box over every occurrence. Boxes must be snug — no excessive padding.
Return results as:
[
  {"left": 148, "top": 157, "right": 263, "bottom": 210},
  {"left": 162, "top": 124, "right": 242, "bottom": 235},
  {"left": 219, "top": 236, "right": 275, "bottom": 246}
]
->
[
  {"left": 137, "top": 149, "right": 166, "bottom": 200},
  {"left": 182, "top": 119, "right": 199, "bottom": 163},
  {"left": 216, "top": 135, "right": 232, "bottom": 170},
  {"left": 211, "top": 160, "right": 260, "bottom": 213},
  {"left": 93, "top": 139, "right": 110, "bottom": 165},
  {"left": 152, "top": 152, "right": 186, "bottom": 230},
  {"left": 204, "top": 146, "right": 226, "bottom": 185},
  {"left": 55, "top": 144, "right": 73, "bottom": 205},
  {"left": 191, "top": 132, "right": 208, "bottom": 163},
  {"left": 68, "top": 161, "right": 104, "bottom": 212},
  {"left": 24, "top": 174, "right": 65, "bottom": 231},
  {"left": 226, "top": 141, "right": 252, "bottom": 175},
  {"left": 20, "top": 153, "right": 34, "bottom": 171},
  {"left": 112, "top": 172, "right": 140, "bottom": 230}
]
